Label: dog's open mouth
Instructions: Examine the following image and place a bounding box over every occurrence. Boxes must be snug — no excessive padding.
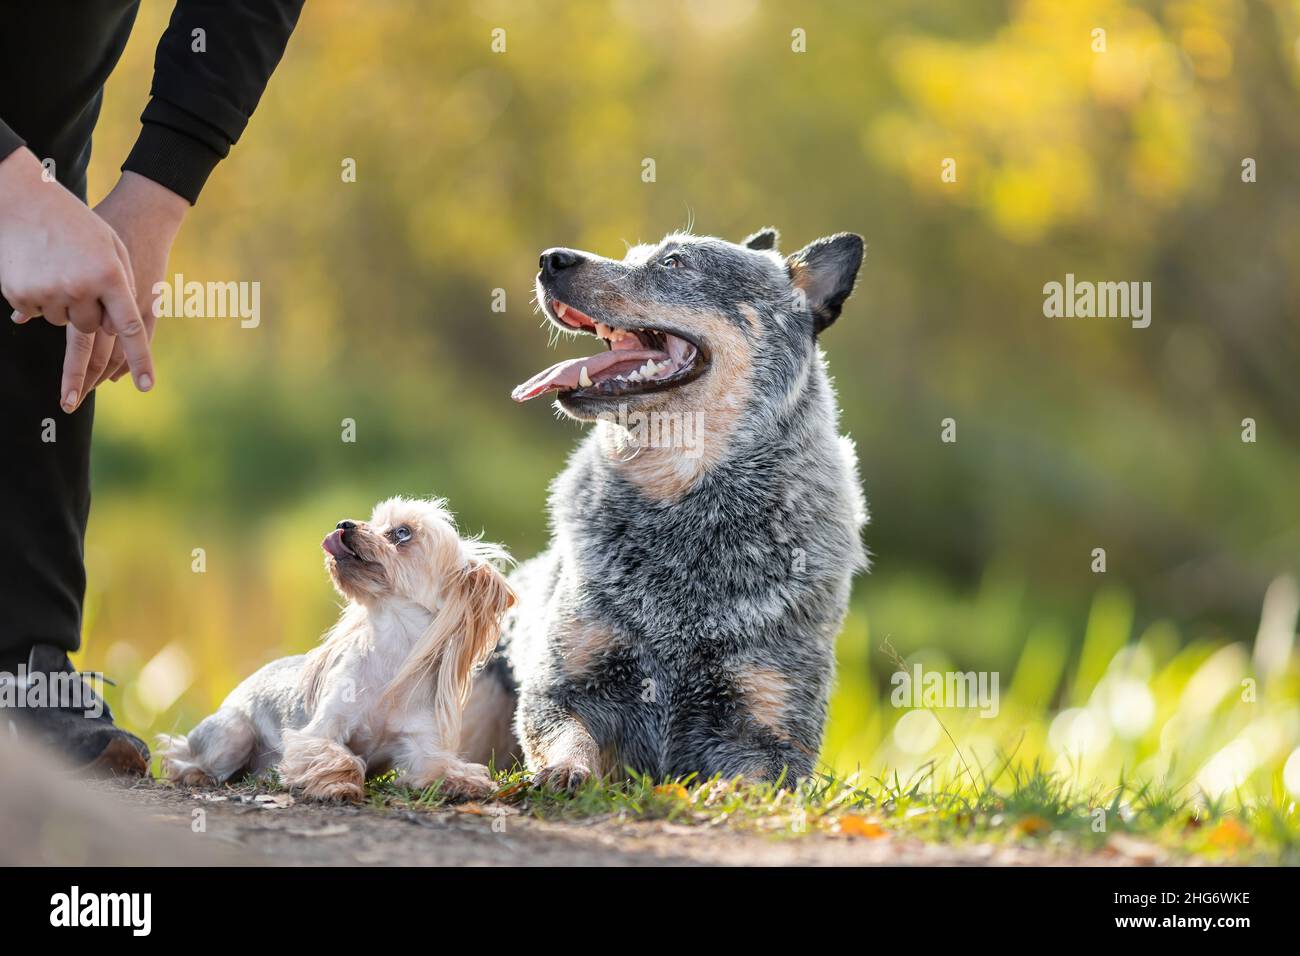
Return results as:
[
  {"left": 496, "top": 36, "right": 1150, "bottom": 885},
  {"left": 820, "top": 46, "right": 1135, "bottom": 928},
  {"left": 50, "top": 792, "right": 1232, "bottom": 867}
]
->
[
  {"left": 511, "top": 300, "right": 708, "bottom": 403},
  {"left": 322, "top": 529, "right": 358, "bottom": 560}
]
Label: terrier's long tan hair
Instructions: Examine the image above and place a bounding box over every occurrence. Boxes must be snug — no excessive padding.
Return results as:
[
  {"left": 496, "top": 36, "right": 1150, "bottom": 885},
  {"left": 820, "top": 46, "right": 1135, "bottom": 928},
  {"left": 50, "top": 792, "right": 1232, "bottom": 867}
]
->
[{"left": 301, "top": 498, "right": 514, "bottom": 749}]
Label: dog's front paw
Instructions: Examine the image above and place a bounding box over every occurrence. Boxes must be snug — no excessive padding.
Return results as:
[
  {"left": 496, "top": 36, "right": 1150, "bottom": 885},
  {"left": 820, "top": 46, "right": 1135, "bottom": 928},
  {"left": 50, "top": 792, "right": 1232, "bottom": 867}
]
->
[
  {"left": 405, "top": 761, "right": 495, "bottom": 800},
  {"left": 279, "top": 731, "right": 367, "bottom": 802},
  {"left": 533, "top": 761, "right": 592, "bottom": 794},
  {"left": 169, "top": 766, "right": 217, "bottom": 788},
  {"left": 440, "top": 762, "right": 496, "bottom": 800},
  {"left": 299, "top": 778, "right": 365, "bottom": 803}
]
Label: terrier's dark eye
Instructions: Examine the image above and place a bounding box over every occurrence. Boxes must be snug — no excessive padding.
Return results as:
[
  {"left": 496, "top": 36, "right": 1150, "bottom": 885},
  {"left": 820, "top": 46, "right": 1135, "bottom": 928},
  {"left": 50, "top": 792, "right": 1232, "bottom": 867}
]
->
[
  {"left": 390, "top": 525, "right": 412, "bottom": 544},
  {"left": 659, "top": 253, "right": 683, "bottom": 269}
]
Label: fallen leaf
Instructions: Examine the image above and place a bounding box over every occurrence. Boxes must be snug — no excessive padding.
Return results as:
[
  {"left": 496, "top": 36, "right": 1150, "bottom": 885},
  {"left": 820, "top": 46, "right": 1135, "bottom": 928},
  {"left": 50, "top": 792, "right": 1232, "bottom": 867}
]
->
[
  {"left": 1011, "top": 815, "right": 1051, "bottom": 837},
  {"left": 654, "top": 783, "right": 689, "bottom": 800},
  {"left": 839, "top": 814, "right": 888, "bottom": 838},
  {"left": 1207, "top": 818, "right": 1251, "bottom": 851},
  {"left": 254, "top": 793, "right": 295, "bottom": 809}
]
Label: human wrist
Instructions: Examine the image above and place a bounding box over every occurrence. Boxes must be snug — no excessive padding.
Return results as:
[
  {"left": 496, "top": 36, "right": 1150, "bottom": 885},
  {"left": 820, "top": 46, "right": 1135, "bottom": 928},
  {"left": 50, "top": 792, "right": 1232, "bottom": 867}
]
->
[
  {"left": 106, "top": 171, "right": 189, "bottom": 235},
  {"left": 0, "top": 148, "right": 47, "bottom": 220}
]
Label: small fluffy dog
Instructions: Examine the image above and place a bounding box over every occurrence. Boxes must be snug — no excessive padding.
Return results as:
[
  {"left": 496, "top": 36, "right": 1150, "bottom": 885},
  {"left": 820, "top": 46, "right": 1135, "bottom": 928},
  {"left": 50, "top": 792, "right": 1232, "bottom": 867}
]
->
[{"left": 159, "top": 497, "right": 514, "bottom": 801}]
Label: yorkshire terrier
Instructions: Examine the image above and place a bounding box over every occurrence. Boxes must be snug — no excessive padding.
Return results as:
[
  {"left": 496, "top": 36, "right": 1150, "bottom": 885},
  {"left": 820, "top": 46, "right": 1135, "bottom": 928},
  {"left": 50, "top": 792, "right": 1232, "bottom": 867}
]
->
[{"left": 159, "top": 497, "right": 514, "bottom": 801}]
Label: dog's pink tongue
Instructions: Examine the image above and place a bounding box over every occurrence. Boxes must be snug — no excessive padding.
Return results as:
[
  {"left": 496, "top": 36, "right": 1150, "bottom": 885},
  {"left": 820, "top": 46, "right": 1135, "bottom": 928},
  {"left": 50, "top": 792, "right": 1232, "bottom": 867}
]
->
[
  {"left": 322, "top": 529, "right": 350, "bottom": 557},
  {"left": 511, "top": 357, "right": 587, "bottom": 403},
  {"left": 511, "top": 348, "right": 663, "bottom": 403}
]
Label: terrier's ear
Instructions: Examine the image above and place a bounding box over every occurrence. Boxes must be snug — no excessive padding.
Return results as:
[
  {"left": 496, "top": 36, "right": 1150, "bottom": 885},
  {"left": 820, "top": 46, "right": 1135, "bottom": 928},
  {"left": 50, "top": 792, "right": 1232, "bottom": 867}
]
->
[
  {"left": 383, "top": 552, "right": 514, "bottom": 736},
  {"left": 786, "top": 233, "right": 864, "bottom": 335},
  {"left": 742, "top": 227, "right": 780, "bottom": 251},
  {"left": 456, "top": 561, "right": 515, "bottom": 691}
]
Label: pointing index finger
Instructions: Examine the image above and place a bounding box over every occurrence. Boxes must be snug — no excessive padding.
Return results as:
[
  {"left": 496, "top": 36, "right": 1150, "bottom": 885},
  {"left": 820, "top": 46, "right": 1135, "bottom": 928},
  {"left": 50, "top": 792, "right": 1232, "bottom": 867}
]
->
[{"left": 99, "top": 242, "right": 153, "bottom": 392}]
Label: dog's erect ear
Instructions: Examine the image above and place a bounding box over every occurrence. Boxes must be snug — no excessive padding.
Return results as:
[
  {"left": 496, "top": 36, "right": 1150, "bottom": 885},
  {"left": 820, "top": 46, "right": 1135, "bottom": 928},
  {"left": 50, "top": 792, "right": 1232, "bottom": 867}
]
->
[
  {"left": 742, "top": 227, "right": 780, "bottom": 251},
  {"left": 786, "top": 233, "right": 864, "bottom": 335}
]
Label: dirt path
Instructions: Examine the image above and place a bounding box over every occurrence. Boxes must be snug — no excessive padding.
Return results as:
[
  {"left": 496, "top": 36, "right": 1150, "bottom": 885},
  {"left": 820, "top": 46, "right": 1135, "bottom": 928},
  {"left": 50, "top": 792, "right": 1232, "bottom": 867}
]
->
[
  {"left": 77, "top": 779, "right": 1173, "bottom": 866},
  {"left": 0, "top": 738, "right": 1178, "bottom": 866}
]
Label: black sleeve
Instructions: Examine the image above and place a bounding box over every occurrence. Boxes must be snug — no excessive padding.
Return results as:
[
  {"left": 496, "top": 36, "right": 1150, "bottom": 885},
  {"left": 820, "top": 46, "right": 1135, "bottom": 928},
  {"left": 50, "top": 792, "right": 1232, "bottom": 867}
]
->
[
  {"left": 122, "top": 0, "right": 306, "bottom": 204},
  {"left": 0, "top": 118, "right": 24, "bottom": 164}
]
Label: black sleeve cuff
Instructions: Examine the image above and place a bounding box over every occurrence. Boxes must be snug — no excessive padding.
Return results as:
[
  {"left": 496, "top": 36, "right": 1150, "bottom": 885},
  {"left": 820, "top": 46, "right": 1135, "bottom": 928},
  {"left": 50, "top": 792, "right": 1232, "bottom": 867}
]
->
[
  {"left": 0, "top": 118, "right": 25, "bottom": 164},
  {"left": 121, "top": 120, "right": 223, "bottom": 205}
]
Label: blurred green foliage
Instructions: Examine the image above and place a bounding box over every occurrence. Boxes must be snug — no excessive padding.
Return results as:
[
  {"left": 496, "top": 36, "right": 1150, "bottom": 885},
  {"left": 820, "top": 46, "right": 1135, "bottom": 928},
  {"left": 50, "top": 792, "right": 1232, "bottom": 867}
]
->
[{"left": 78, "top": 1, "right": 1299, "bottom": 806}]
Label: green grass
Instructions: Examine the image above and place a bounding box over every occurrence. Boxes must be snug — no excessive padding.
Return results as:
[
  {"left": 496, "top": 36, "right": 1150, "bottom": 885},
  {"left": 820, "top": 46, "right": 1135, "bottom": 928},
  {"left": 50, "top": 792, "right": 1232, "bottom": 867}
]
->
[
  {"left": 347, "top": 756, "right": 1300, "bottom": 864},
  {"left": 184, "top": 572, "right": 1300, "bottom": 865},
  {"left": 142, "top": 570, "right": 1300, "bottom": 865}
]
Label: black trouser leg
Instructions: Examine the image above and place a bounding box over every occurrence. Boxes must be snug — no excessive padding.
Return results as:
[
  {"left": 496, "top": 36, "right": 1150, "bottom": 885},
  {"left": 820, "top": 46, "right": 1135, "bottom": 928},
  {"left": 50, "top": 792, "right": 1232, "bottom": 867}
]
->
[{"left": 0, "top": 302, "right": 93, "bottom": 671}]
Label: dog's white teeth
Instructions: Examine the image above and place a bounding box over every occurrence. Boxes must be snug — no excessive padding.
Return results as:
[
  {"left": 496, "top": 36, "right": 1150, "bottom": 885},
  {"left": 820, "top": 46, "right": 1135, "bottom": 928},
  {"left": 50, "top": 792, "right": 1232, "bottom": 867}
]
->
[{"left": 578, "top": 366, "right": 593, "bottom": 388}]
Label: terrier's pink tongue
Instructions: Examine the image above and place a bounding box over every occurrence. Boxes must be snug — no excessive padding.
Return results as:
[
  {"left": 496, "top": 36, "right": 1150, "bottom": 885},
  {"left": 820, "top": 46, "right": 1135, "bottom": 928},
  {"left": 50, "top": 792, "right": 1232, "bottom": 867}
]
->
[
  {"left": 511, "top": 348, "right": 662, "bottom": 402},
  {"left": 322, "top": 529, "right": 351, "bottom": 557}
]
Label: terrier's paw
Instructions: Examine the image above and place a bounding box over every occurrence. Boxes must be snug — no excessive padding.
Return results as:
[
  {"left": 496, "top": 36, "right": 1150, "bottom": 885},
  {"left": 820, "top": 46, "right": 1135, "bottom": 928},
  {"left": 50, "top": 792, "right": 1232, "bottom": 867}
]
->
[
  {"left": 171, "top": 766, "right": 217, "bottom": 788},
  {"left": 439, "top": 763, "right": 496, "bottom": 800},
  {"left": 279, "top": 732, "right": 366, "bottom": 803},
  {"left": 300, "top": 778, "right": 365, "bottom": 803},
  {"left": 533, "top": 761, "right": 592, "bottom": 794},
  {"left": 405, "top": 762, "right": 495, "bottom": 800}
]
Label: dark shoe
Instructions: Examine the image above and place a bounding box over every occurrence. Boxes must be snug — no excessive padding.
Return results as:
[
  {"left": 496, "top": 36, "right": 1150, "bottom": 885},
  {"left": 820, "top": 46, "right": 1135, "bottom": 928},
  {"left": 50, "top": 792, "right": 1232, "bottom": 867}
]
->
[{"left": 0, "top": 643, "right": 149, "bottom": 776}]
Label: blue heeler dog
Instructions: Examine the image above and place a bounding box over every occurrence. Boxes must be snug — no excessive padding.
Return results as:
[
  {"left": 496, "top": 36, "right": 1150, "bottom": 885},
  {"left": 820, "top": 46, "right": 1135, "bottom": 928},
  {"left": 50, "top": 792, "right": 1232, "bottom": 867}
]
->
[{"left": 459, "top": 228, "right": 868, "bottom": 789}]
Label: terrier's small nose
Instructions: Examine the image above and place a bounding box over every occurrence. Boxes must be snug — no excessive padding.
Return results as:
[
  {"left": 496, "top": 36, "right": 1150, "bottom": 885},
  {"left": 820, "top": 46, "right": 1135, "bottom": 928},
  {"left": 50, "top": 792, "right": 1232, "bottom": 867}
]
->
[
  {"left": 337, "top": 520, "right": 356, "bottom": 531},
  {"left": 540, "top": 248, "right": 583, "bottom": 276}
]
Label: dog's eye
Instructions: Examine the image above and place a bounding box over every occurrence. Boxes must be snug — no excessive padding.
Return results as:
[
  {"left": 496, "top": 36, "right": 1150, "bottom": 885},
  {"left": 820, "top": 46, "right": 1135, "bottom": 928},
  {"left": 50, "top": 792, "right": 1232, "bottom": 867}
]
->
[
  {"left": 659, "top": 253, "right": 684, "bottom": 269},
  {"left": 390, "top": 525, "right": 412, "bottom": 544}
]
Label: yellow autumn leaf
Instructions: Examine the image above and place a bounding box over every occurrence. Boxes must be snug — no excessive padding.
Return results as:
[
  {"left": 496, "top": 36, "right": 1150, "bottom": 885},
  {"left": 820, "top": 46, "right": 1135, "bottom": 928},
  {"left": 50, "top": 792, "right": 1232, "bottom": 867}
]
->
[
  {"left": 654, "top": 783, "right": 689, "bottom": 800},
  {"left": 839, "top": 814, "right": 888, "bottom": 838},
  {"left": 493, "top": 781, "right": 529, "bottom": 800},
  {"left": 1012, "top": 815, "right": 1051, "bottom": 837},
  {"left": 1207, "top": 818, "right": 1251, "bottom": 850}
]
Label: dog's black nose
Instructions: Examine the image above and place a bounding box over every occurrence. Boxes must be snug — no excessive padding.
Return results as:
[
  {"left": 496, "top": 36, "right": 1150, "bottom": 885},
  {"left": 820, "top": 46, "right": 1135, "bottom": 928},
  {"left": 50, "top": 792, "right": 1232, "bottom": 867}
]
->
[
  {"left": 337, "top": 520, "right": 356, "bottom": 531},
  {"left": 540, "top": 248, "right": 583, "bottom": 276}
]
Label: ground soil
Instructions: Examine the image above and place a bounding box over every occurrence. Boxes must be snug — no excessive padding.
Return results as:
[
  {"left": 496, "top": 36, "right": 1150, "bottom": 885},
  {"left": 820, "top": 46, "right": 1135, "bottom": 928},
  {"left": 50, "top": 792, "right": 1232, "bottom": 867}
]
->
[
  {"left": 73, "top": 778, "right": 1184, "bottom": 867},
  {"left": 0, "top": 736, "right": 1190, "bottom": 866}
]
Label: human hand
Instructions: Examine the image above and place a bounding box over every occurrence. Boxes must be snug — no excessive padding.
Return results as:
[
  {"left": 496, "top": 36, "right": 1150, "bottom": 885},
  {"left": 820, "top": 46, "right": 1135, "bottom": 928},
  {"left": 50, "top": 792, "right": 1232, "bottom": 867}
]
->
[
  {"left": 0, "top": 148, "right": 155, "bottom": 404},
  {"left": 58, "top": 172, "right": 188, "bottom": 412}
]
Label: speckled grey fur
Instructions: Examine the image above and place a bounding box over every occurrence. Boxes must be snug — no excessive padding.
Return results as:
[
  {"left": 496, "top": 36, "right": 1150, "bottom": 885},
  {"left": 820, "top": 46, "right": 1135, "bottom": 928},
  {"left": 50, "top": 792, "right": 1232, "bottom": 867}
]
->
[{"left": 475, "top": 229, "right": 868, "bottom": 782}]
